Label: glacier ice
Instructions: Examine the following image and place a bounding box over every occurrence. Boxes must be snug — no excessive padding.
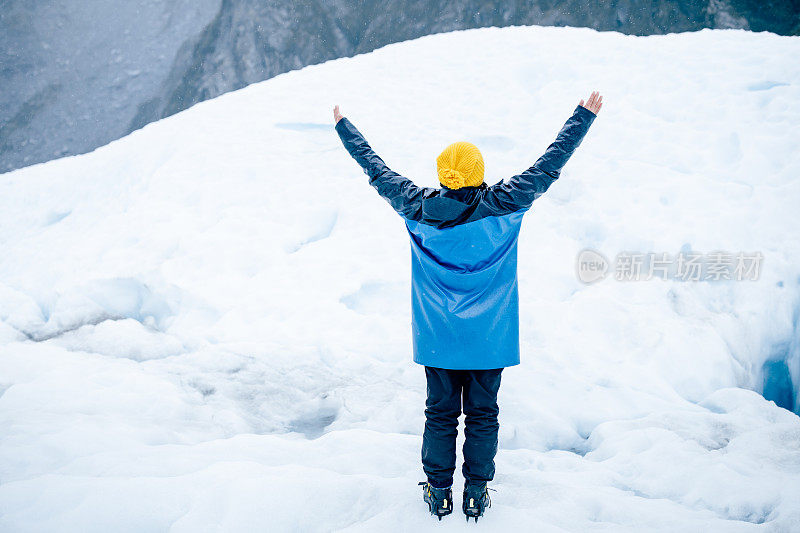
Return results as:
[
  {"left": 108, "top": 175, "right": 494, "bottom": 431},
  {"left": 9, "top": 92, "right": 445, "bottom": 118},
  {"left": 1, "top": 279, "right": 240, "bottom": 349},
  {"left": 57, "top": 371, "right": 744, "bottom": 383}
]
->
[{"left": 1, "top": 25, "right": 799, "bottom": 531}]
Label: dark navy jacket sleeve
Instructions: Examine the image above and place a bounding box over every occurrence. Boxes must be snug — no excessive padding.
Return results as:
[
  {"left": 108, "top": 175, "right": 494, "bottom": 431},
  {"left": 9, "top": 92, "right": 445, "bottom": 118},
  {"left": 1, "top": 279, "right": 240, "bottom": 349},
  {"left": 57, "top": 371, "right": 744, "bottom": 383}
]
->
[
  {"left": 335, "top": 117, "right": 430, "bottom": 220},
  {"left": 483, "top": 105, "right": 596, "bottom": 213}
]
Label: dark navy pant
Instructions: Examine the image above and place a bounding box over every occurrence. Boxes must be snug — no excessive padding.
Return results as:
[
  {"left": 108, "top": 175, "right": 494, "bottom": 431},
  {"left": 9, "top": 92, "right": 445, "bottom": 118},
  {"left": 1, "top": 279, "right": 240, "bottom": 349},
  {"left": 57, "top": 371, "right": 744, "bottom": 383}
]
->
[{"left": 422, "top": 366, "right": 502, "bottom": 488}]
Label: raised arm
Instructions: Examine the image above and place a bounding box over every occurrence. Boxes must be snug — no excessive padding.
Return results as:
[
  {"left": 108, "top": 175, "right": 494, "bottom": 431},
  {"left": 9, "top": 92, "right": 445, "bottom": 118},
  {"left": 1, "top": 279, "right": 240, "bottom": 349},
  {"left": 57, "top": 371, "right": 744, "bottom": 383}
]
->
[
  {"left": 483, "top": 92, "right": 602, "bottom": 213},
  {"left": 334, "top": 106, "right": 429, "bottom": 220}
]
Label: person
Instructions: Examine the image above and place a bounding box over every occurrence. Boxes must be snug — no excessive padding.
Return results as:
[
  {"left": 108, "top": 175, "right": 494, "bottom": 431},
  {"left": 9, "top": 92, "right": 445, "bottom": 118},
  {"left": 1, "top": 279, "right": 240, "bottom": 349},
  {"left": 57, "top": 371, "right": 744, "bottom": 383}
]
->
[{"left": 333, "top": 92, "right": 602, "bottom": 521}]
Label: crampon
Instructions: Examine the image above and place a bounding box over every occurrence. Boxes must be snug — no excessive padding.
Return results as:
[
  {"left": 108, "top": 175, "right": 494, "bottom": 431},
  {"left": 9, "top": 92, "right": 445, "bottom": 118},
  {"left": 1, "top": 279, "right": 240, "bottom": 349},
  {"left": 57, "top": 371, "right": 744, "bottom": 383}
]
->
[
  {"left": 419, "top": 481, "right": 453, "bottom": 520},
  {"left": 463, "top": 482, "right": 494, "bottom": 522}
]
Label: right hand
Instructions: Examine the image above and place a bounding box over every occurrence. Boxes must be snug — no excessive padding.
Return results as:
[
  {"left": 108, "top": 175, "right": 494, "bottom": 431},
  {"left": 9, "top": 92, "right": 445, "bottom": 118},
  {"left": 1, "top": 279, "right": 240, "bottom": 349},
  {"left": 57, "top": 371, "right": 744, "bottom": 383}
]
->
[{"left": 579, "top": 91, "right": 603, "bottom": 115}]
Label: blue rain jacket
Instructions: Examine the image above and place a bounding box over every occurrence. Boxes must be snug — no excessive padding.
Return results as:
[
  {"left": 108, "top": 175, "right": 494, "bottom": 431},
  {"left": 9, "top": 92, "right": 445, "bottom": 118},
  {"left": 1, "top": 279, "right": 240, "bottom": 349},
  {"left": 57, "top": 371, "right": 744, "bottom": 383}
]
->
[{"left": 336, "top": 106, "right": 595, "bottom": 369}]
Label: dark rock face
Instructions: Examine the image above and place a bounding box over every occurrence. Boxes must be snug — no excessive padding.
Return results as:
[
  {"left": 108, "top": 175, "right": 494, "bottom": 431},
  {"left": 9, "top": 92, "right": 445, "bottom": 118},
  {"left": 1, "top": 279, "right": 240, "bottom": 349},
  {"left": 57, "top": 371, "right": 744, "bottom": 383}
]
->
[
  {"left": 2, "top": 0, "right": 798, "bottom": 173},
  {"left": 0, "top": 0, "right": 221, "bottom": 172},
  {"left": 128, "top": 0, "right": 353, "bottom": 133}
]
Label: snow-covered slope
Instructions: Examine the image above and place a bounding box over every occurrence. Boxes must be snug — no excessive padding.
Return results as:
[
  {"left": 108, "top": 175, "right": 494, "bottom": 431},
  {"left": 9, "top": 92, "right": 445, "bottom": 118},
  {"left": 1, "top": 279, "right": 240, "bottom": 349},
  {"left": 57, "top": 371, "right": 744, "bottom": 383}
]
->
[{"left": 1, "top": 26, "right": 799, "bottom": 531}]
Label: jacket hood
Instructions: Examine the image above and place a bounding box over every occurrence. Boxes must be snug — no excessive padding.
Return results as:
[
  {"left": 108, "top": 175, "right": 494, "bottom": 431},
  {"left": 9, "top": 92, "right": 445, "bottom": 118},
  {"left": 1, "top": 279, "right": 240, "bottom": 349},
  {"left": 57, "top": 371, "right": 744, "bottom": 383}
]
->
[{"left": 421, "top": 183, "right": 488, "bottom": 229}]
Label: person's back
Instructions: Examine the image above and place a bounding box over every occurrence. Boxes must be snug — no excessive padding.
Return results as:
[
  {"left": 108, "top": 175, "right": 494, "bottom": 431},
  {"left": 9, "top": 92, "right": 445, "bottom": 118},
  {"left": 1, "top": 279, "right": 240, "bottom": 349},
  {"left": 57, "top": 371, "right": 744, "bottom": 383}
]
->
[{"left": 334, "top": 92, "right": 602, "bottom": 521}]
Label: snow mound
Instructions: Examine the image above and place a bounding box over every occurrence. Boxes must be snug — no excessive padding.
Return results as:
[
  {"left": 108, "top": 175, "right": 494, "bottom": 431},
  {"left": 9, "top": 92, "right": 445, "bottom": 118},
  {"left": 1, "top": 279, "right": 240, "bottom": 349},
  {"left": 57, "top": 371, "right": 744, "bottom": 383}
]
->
[{"left": 1, "top": 25, "right": 800, "bottom": 531}]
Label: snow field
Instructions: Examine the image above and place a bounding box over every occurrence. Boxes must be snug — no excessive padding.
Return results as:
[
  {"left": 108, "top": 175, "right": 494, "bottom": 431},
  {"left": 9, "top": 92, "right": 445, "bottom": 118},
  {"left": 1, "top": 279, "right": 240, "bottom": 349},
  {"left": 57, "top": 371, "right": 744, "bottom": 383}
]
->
[{"left": 1, "top": 25, "right": 799, "bottom": 531}]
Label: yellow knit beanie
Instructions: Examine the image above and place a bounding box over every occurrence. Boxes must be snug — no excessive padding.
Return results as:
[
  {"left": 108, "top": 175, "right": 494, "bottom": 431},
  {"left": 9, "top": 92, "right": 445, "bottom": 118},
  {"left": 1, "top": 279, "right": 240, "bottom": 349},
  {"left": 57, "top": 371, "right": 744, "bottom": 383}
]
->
[{"left": 436, "top": 141, "right": 485, "bottom": 189}]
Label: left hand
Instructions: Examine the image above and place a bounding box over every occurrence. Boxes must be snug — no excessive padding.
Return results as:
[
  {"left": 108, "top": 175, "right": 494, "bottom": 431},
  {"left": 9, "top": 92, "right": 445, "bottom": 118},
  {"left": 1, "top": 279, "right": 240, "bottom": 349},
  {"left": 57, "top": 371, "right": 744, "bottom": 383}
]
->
[{"left": 333, "top": 105, "right": 344, "bottom": 123}]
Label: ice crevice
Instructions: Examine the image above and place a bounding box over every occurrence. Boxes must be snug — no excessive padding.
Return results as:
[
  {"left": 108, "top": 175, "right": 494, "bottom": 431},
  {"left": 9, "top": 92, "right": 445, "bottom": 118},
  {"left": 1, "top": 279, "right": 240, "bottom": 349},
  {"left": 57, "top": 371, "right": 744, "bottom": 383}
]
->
[{"left": 759, "top": 318, "right": 800, "bottom": 414}]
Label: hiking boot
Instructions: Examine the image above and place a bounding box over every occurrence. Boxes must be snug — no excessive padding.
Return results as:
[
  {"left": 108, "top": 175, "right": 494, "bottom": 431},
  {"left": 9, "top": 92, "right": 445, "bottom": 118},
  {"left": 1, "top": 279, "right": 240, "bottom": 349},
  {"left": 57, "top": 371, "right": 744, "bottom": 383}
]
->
[
  {"left": 463, "top": 481, "right": 492, "bottom": 522},
  {"left": 419, "top": 481, "right": 453, "bottom": 520}
]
